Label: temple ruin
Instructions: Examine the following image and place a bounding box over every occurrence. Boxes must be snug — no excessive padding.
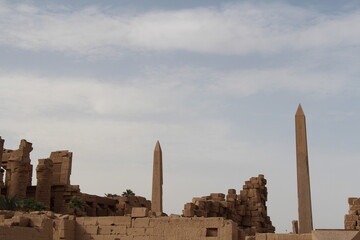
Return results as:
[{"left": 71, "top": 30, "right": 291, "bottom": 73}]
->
[{"left": 1, "top": 105, "right": 360, "bottom": 240}]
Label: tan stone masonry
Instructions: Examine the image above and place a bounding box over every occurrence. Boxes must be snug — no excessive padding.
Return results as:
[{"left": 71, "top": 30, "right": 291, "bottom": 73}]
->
[
  {"left": 345, "top": 198, "right": 360, "bottom": 230},
  {"left": 183, "top": 175, "right": 275, "bottom": 238}
]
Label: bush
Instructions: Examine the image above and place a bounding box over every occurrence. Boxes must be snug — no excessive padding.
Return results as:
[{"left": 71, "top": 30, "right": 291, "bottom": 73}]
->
[
  {"left": 105, "top": 193, "right": 119, "bottom": 197},
  {"left": 0, "top": 196, "right": 17, "bottom": 211},
  {"left": 17, "top": 198, "right": 47, "bottom": 211},
  {"left": 68, "top": 197, "right": 85, "bottom": 211}
]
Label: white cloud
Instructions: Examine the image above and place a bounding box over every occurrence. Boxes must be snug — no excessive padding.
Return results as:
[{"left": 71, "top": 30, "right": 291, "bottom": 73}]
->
[
  {"left": 0, "top": 2, "right": 359, "bottom": 56},
  {"left": 207, "top": 68, "right": 345, "bottom": 96},
  {"left": 0, "top": 72, "right": 173, "bottom": 117}
]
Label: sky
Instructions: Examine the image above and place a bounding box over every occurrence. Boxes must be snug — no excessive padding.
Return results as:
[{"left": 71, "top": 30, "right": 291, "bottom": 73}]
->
[{"left": 0, "top": 0, "right": 360, "bottom": 233}]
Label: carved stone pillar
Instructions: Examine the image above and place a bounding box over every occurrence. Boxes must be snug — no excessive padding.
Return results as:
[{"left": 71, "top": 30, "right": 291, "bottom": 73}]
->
[{"left": 35, "top": 158, "right": 54, "bottom": 208}]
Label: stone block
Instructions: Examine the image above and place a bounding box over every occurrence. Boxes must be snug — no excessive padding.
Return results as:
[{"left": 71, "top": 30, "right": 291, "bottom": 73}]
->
[
  {"left": 82, "top": 217, "right": 98, "bottom": 226},
  {"left": 131, "top": 207, "right": 149, "bottom": 218},
  {"left": 183, "top": 209, "right": 195, "bottom": 217},
  {"left": 84, "top": 225, "right": 99, "bottom": 235},
  {"left": 133, "top": 236, "right": 150, "bottom": 240},
  {"left": 133, "top": 218, "right": 150, "bottom": 228},
  {"left": 210, "top": 193, "right": 225, "bottom": 201},
  {"left": 255, "top": 233, "right": 267, "bottom": 240},
  {"left": 97, "top": 216, "right": 131, "bottom": 227},
  {"left": 127, "top": 227, "right": 146, "bottom": 236},
  {"left": 228, "top": 189, "right": 236, "bottom": 194}
]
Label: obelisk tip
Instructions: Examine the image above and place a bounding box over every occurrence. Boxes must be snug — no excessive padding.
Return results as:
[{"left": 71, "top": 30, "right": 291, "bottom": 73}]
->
[
  {"left": 155, "top": 140, "right": 161, "bottom": 151},
  {"left": 296, "top": 104, "right": 305, "bottom": 116}
]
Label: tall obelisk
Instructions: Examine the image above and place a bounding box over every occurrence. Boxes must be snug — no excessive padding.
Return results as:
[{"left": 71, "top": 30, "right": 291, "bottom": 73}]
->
[
  {"left": 295, "top": 104, "right": 313, "bottom": 233},
  {"left": 151, "top": 141, "right": 163, "bottom": 214}
]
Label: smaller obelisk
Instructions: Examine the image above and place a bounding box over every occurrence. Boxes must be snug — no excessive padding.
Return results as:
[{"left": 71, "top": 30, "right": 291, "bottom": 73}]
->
[
  {"left": 151, "top": 141, "right": 163, "bottom": 214},
  {"left": 295, "top": 104, "right": 313, "bottom": 233}
]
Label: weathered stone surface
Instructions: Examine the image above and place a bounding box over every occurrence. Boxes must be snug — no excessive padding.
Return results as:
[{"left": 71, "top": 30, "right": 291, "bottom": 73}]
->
[
  {"left": 295, "top": 104, "right": 313, "bottom": 233},
  {"left": 131, "top": 207, "right": 149, "bottom": 218},
  {"left": 36, "top": 158, "right": 54, "bottom": 208},
  {"left": 255, "top": 233, "right": 313, "bottom": 240},
  {"left": 183, "top": 175, "right": 275, "bottom": 238},
  {"left": 49, "top": 150, "right": 72, "bottom": 185},
  {"left": 345, "top": 197, "right": 360, "bottom": 230},
  {"left": 5, "top": 140, "right": 33, "bottom": 198},
  {"left": 151, "top": 141, "right": 163, "bottom": 214},
  {"left": 312, "top": 230, "right": 360, "bottom": 240},
  {"left": 111, "top": 195, "right": 151, "bottom": 216}
]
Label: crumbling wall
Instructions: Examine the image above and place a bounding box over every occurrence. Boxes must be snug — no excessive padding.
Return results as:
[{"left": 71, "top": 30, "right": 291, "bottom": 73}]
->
[
  {"left": 75, "top": 214, "right": 238, "bottom": 240},
  {"left": 49, "top": 185, "right": 118, "bottom": 217},
  {"left": 345, "top": 198, "right": 360, "bottom": 230},
  {"left": 183, "top": 175, "right": 275, "bottom": 237},
  {"left": 111, "top": 195, "right": 152, "bottom": 216},
  {"left": 2, "top": 140, "right": 33, "bottom": 198},
  {"left": 0, "top": 210, "right": 54, "bottom": 240}
]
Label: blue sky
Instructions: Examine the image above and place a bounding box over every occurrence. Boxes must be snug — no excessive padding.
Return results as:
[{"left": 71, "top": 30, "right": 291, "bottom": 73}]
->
[{"left": 0, "top": 0, "right": 360, "bottom": 232}]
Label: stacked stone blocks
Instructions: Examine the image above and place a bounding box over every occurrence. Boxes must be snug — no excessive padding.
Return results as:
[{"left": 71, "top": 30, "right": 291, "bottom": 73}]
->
[
  {"left": 50, "top": 151, "right": 72, "bottom": 186},
  {"left": 183, "top": 175, "right": 275, "bottom": 237},
  {"left": 2, "top": 140, "right": 33, "bottom": 199},
  {"left": 36, "top": 158, "right": 54, "bottom": 208},
  {"left": 345, "top": 198, "right": 360, "bottom": 230},
  {"left": 75, "top": 215, "right": 237, "bottom": 240}
]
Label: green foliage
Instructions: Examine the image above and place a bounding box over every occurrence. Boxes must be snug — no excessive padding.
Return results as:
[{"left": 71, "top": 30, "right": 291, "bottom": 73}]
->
[
  {"left": 122, "top": 189, "right": 135, "bottom": 197},
  {"left": 68, "top": 197, "right": 85, "bottom": 211},
  {"left": 0, "top": 195, "right": 17, "bottom": 211},
  {"left": 17, "top": 198, "right": 47, "bottom": 212},
  {"left": 105, "top": 193, "right": 119, "bottom": 197}
]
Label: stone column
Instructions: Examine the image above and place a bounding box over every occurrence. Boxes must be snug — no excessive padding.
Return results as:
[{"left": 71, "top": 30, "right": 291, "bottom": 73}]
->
[
  {"left": 35, "top": 158, "right": 54, "bottom": 208},
  {"left": 49, "top": 150, "right": 72, "bottom": 185},
  {"left": 6, "top": 140, "right": 33, "bottom": 199},
  {"left": 7, "top": 159, "right": 28, "bottom": 198},
  {"left": 151, "top": 141, "right": 163, "bottom": 214},
  {"left": 295, "top": 104, "right": 313, "bottom": 233},
  {"left": 0, "top": 137, "right": 4, "bottom": 191}
]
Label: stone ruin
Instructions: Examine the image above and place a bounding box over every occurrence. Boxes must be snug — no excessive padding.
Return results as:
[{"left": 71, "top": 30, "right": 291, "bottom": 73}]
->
[
  {"left": 1, "top": 139, "right": 33, "bottom": 199},
  {"left": 2, "top": 105, "right": 360, "bottom": 240},
  {"left": 183, "top": 175, "right": 275, "bottom": 238},
  {"left": 345, "top": 198, "right": 360, "bottom": 230},
  {"left": 0, "top": 138, "right": 152, "bottom": 218},
  {"left": 0, "top": 137, "right": 276, "bottom": 240}
]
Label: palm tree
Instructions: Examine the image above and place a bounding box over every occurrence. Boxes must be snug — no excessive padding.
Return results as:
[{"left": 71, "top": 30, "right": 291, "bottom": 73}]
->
[{"left": 122, "top": 189, "right": 135, "bottom": 196}]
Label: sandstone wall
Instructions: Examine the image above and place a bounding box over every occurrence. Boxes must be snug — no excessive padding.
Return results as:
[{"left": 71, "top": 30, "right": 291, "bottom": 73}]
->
[
  {"left": 0, "top": 211, "right": 54, "bottom": 240},
  {"left": 253, "top": 233, "right": 312, "bottom": 240},
  {"left": 183, "top": 175, "right": 275, "bottom": 237},
  {"left": 75, "top": 215, "right": 238, "bottom": 240},
  {"left": 345, "top": 198, "right": 360, "bottom": 230},
  {"left": 1, "top": 210, "right": 238, "bottom": 240}
]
